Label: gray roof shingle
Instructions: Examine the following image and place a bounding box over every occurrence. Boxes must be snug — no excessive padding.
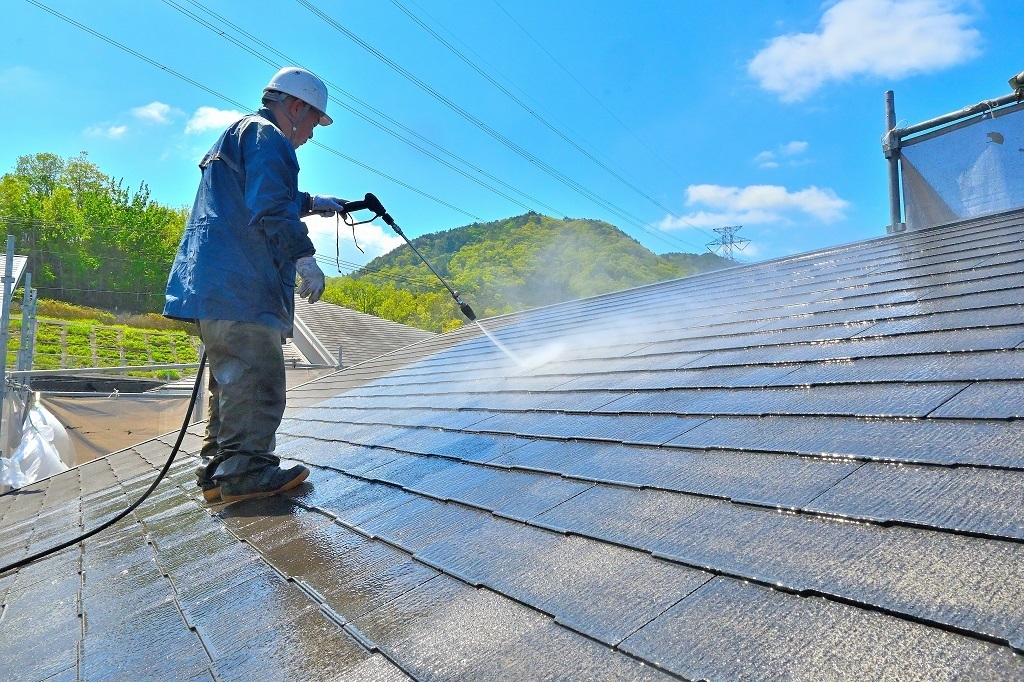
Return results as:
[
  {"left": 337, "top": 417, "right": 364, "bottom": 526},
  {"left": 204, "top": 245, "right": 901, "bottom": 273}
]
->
[
  {"left": 4, "top": 208, "right": 1024, "bottom": 679},
  {"left": 292, "top": 293, "right": 436, "bottom": 368}
]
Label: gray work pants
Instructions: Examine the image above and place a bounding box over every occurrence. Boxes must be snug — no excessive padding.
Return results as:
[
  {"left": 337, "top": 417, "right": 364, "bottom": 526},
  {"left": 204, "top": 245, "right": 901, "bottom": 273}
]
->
[{"left": 198, "top": 319, "right": 286, "bottom": 480}]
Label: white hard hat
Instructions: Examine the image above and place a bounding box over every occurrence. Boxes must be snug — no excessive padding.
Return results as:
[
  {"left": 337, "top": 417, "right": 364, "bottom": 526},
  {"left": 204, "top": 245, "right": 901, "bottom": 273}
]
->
[{"left": 264, "top": 67, "right": 333, "bottom": 126}]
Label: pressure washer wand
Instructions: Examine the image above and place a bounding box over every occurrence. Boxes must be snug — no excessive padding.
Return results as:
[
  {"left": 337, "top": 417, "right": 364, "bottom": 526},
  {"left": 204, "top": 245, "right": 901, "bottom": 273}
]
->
[{"left": 345, "top": 193, "right": 476, "bottom": 321}]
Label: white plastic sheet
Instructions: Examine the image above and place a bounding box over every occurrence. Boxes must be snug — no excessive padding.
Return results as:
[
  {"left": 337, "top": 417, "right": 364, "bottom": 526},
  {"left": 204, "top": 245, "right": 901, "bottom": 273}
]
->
[
  {"left": 1, "top": 404, "right": 70, "bottom": 489},
  {"left": 37, "top": 402, "right": 77, "bottom": 467},
  {"left": 902, "top": 103, "right": 1024, "bottom": 230}
]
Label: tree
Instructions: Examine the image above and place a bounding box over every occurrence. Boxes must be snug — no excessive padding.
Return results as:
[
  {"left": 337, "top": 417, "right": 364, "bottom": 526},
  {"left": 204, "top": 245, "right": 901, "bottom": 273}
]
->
[
  {"left": 15, "top": 152, "right": 64, "bottom": 198},
  {"left": 60, "top": 152, "right": 107, "bottom": 209},
  {"left": 1, "top": 152, "right": 187, "bottom": 312}
]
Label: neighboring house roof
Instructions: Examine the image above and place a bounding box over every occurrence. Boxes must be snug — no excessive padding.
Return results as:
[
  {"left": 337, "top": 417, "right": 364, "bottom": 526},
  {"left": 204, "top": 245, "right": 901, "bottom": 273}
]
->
[
  {"left": 1, "top": 254, "right": 29, "bottom": 300},
  {"left": 4, "top": 209, "right": 1024, "bottom": 679},
  {"left": 292, "top": 293, "right": 436, "bottom": 368}
]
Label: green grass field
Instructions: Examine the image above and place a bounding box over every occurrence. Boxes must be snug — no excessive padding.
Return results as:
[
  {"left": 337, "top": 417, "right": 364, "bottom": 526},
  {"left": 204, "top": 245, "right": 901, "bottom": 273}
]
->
[{"left": 5, "top": 300, "right": 201, "bottom": 379}]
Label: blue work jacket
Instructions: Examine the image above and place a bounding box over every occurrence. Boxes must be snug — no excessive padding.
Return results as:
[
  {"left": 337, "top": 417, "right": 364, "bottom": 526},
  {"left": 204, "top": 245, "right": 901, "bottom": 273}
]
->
[{"left": 163, "top": 108, "right": 315, "bottom": 336}]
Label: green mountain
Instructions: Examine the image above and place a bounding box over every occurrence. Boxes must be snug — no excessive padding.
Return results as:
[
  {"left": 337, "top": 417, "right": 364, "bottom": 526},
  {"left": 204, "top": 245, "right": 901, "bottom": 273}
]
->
[{"left": 322, "top": 213, "right": 730, "bottom": 332}]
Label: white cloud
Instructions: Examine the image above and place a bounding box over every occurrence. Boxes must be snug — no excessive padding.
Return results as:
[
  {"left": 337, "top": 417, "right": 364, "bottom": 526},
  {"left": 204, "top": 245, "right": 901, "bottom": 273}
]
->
[
  {"left": 660, "top": 183, "right": 850, "bottom": 229},
  {"left": 185, "top": 106, "right": 243, "bottom": 134},
  {"left": 303, "top": 214, "right": 404, "bottom": 265},
  {"left": 753, "top": 141, "right": 809, "bottom": 168},
  {"left": 131, "top": 101, "right": 180, "bottom": 124},
  {"left": 780, "top": 140, "right": 809, "bottom": 155},
  {"left": 84, "top": 124, "right": 129, "bottom": 139},
  {"left": 749, "top": 0, "right": 981, "bottom": 101}
]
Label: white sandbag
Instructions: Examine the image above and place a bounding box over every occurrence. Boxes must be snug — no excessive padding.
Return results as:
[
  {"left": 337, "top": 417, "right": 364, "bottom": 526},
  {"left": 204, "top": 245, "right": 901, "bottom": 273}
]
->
[
  {"left": 33, "top": 401, "right": 77, "bottom": 467},
  {"left": 7, "top": 406, "right": 69, "bottom": 487}
]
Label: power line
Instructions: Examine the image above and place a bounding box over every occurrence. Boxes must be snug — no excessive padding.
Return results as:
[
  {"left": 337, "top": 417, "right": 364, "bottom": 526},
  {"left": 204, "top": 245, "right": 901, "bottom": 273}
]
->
[
  {"left": 176, "top": 1, "right": 718, "bottom": 257},
  {"left": 24, "top": 0, "right": 711, "bottom": 260},
  {"left": 391, "top": 0, "right": 719, "bottom": 246},
  {"left": 396, "top": 0, "right": 671, "bottom": 218},
  {"left": 403, "top": 0, "right": 716, "bottom": 244},
  {"left": 23, "top": 0, "right": 482, "bottom": 224},
  {"left": 404, "top": 0, "right": 638, "bottom": 183},
  {"left": 387, "top": 0, "right": 707, "bottom": 243},
  {"left": 174, "top": 0, "right": 568, "bottom": 218},
  {"left": 159, "top": 0, "right": 552, "bottom": 217},
  {"left": 309, "top": 141, "right": 481, "bottom": 221},
  {"left": 294, "top": 0, "right": 703, "bottom": 253},
  {"left": 27, "top": 0, "right": 707, "bottom": 255},
  {"left": 489, "top": 0, "right": 688, "bottom": 185}
]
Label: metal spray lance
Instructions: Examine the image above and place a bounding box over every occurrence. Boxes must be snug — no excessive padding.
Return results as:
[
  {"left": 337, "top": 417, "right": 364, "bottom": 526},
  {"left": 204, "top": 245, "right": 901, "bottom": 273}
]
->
[{"left": 340, "top": 193, "right": 477, "bottom": 321}]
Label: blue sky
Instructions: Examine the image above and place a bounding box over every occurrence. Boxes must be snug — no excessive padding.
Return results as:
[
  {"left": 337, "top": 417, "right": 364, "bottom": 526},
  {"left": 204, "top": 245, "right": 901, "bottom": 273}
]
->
[{"left": 2, "top": 0, "right": 1022, "bottom": 269}]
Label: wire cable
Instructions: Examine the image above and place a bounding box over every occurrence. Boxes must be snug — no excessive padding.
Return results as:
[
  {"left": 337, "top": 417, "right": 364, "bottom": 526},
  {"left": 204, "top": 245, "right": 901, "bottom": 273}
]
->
[
  {"left": 25, "top": 0, "right": 709, "bottom": 254},
  {"left": 176, "top": 0, "right": 713, "bottom": 251},
  {"left": 23, "top": 0, "right": 481, "bottom": 223},
  {"left": 387, "top": 0, "right": 699, "bottom": 233},
  {"left": 164, "top": 0, "right": 573, "bottom": 218},
  {"left": 395, "top": 0, "right": 720, "bottom": 245},
  {"left": 159, "top": 0, "right": 548, "bottom": 216},
  {"left": 489, "top": 0, "right": 688, "bottom": 184},
  {"left": 294, "top": 0, "right": 703, "bottom": 253}
]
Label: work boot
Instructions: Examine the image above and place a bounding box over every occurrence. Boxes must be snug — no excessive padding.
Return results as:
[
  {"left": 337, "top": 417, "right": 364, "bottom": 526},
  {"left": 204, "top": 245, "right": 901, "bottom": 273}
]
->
[
  {"left": 196, "top": 455, "right": 225, "bottom": 503},
  {"left": 219, "top": 464, "right": 310, "bottom": 503},
  {"left": 199, "top": 479, "right": 222, "bottom": 503}
]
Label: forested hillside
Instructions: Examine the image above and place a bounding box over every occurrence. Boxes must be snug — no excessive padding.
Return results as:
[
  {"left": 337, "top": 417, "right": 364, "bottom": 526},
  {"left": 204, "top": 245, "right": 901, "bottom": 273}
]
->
[
  {"left": 322, "top": 213, "right": 729, "bottom": 331},
  {"left": 0, "top": 153, "right": 186, "bottom": 311},
  {"left": 2, "top": 154, "right": 730, "bottom": 333}
]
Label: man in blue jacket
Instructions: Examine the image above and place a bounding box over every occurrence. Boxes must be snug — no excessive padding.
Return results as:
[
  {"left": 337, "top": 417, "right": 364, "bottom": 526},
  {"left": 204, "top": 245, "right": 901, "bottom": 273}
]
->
[{"left": 165, "top": 67, "right": 346, "bottom": 502}]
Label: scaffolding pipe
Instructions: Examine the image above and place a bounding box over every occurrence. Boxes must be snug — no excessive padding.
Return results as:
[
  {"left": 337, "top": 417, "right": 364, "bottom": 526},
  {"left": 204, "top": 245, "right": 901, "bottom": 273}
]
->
[
  {"left": 884, "top": 84, "right": 1022, "bottom": 235},
  {"left": 16, "top": 272, "right": 30, "bottom": 376},
  {"left": 8, "top": 362, "right": 201, "bottom": 377},
  {"left": 883, "top": 91, "right": 904, "bottom": 234},
  {"left": 0, "top": 236, "right": 14, "bottom": 455},
  {"left": 24, "top": 288, "right": 37, "bottom": 381},
  {"left": 897, "top": 92, "right": 1019, "bottom": 139}
]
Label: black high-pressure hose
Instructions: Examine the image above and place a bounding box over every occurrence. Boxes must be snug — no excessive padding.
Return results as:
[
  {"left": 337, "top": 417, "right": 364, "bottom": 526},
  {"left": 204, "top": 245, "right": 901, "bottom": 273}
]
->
[
  {"left": 0, "top": 352, "right": 208, "bottom": 576},
  {"left": 0, "top": 195, "right": 471, "bottom": 577}
]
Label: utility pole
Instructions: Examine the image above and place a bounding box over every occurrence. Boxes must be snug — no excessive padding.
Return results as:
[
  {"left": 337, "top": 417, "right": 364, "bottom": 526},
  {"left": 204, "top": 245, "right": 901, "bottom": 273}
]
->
[{"left": 706, "top": 226, "right": 750, "bottom": 261}]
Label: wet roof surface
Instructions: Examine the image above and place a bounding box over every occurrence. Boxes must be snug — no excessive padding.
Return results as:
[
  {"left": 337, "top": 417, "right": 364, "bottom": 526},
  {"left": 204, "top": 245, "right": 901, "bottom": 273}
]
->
[{"left": 4, "top": 210, "right": 1024, "bottom": 679}]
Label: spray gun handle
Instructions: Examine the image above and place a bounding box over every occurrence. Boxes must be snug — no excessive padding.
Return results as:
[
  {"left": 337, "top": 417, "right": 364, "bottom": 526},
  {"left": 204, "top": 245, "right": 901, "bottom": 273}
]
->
[
  {"left": 363, "top": 193, "right": 401, "bottom": 231},
  {"left": 344, "top": 193, "right": 401, "bottom": 232},
  {"left": 362, "top": 192, "right": 386, "bottom": 215},
  {"left": 335, "top": 193, "right": 381, "bottom": 216}
]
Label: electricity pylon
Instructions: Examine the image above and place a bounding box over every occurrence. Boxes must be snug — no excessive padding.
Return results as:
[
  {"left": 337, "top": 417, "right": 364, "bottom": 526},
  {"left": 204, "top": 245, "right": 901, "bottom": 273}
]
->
[{"left": 706, "top": 226, "right": 750, "bottom": 261}]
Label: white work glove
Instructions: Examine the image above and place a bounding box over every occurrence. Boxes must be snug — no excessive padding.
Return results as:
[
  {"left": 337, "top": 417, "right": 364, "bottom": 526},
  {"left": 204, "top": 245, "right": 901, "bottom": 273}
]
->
[
  {"left": 295, "top": 256, "right": 326, "bottom": 304},
  {"left": 309, "top": 195, "right": 348, "bottom": 217}
]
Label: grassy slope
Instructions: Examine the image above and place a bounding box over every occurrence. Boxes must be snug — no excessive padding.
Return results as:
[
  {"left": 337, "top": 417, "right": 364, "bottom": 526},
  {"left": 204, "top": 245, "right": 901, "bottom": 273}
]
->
[{"left": 6, "top": 300, "right": 199, "bottom": 377}]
